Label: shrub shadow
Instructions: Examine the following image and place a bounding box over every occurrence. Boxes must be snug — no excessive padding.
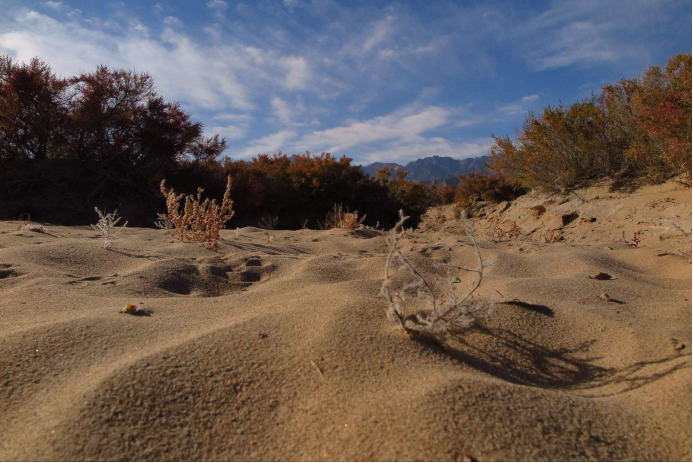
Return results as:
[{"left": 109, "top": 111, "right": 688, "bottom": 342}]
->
[
  {"left": 436, "top": 326, "right": 688, "bottom": 396},
  {"left": 221, "top": 238, "right": 309, "bottom": 256},
  {"left": 504, "top": 300, "right": 554, "bottom": 317}
]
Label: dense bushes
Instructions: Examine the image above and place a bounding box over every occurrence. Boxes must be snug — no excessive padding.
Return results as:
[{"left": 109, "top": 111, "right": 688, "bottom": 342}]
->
[
  {"left": 455, "top": 172, "right": 526, "bottom": 207},
  {"left": 488, "top": 54, "right": 691, "bottom": 190},
  {"left": 0, "top": 56, "right": 227, "bottom": 225},
  {"left": 175, "top": 153, "right": 416, "bottom": 229},
  {"left": 3, "top": 53, "right": 687, "bottom": 227},
  {"left": 0, "top": 55, "right": 444, "bottom": 228}
]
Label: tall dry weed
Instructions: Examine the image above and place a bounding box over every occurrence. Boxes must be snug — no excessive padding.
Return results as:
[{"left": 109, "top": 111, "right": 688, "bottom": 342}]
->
[{"left": 156, "top": 175, "right": 234, "bottom": 250}]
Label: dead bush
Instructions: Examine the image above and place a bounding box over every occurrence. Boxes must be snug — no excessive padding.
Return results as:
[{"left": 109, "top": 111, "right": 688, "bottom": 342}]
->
[
  {"left": 381, "top": 210, "right": 494, "bottom": 343},
  {"left": 319, "top": 204, "right": 366, "bottom": 230},
  {"left": 92, "top": 207, "right": 127, "bottom": 248},
  {"left": 156, "top": 175, "right": 234, "bottom": 250}
]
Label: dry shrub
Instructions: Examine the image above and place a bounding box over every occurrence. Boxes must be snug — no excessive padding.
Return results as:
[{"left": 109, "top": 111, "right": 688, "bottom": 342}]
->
[
  {"left": 616, "top": 231, "right": 641, "bottom": 248},
  {"left": 417, "top": 204, "right": 465, "bottom": 233},
  {"left": 485, "top": 214, "right": 522, "bottom": 243},
  {"left": 488, "top": 98, "right": 619, "bottom": 190},
  {"left": 489, "top": 53, "right": 691, "bottom": 189},
  {"left": 18, "top": 214, "right": 48, "bottom": 233},
  {"left": 455, "top": 172, "right": 525, "bottom": 207},
  {"left": 540, "top": 229, "right": 562, "bottom": 243},
  {"left": 156, "top": 175, "right": 234, "bottom": 250},
  {"left": 320, "top": 203, "right": 366, "bottom": 230},
  {"left": 669, "top": 222, "right": 692, "bottom": 257},
  {"left": 92, "top": 207, "right": 127, "bottom": 248},
  {"left": 382, "top": 210, "right": 494, "bottom": 343},
  {"left": 258, "top": 214, "right": 279, "bottom": 230}
]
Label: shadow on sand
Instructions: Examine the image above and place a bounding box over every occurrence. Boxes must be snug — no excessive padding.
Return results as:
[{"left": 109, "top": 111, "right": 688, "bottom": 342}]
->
[{"left": 434, "top": 325, "right": 689, "bottom": 397}]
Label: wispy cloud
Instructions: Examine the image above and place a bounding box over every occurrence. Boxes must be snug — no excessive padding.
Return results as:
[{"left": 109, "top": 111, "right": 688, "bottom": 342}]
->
[
  {"left": 271, "top": 97, "right": 294, "bottom": 125},
  {"left": 290, "top": 101, "right": 489, "bottom": 163},
  {"left": 206, "top": 0, "right": 228, "bottom": 19},
  {"left": 0, "top": 8, "right": 317, "bottom": 112},
  {"left": 43, "top": 1, "right": 64, "bottom": 10},
  {"left": 296, "top": 104, "right": 450, "bottom": 153},
  {"left": 518, "top": 0, "right": 671, "bottom": 70},
  {"left": 529, "top": 21, "right": 619, "bottom": 70},
  {"left": 0, "top": 0, "right": 685, "bottom": 163},
  {"left": 239, "top": 130, "right": 297, "bottom": 158},
  {"left": 207, "top": 124, "right": 246, "bottom": 141},
  {"left": 498, "top": 94, "right": 541, "bottom": 116}
]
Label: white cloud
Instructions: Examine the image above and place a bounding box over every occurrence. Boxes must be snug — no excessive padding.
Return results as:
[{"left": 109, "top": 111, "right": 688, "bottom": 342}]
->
[
  {"left": 498, "top": 94, "right": 541, "bottom": 116},
  {"left": 530, "top": 21, "right": 618, "bottom": 70},
  {"left": 206, "top": 0, "right": 228, "bottom": 20},
  {"left": 162, "top": 16, "right": 183, "bottom": 27},
  {"left": 238, "top": 130, "right": 297, "bottom": 158},
  {"left": 280, "top": 56, "right": 310, "bottom": 90},
  {"left": 207, "top": 124, "right": 246, "bottom": 141},
  {"left": 288, "top": 102, "right": 486, "bottom": 164},
  {"left": 517, "top": 1, "right": 664, "bottom": 70},
  {"left": 213, "top": 113, "right": 253, "bottom": 122},
  {"left": 0, "top": 8, "right": 315, "bottom": 113},
  {"left": 296, "top": 104, "right": 450, "bottom": 153},
  {"left": 43, "top": 1, "right": 64, "bottom": 9},
  {"left": 362, "top": 16, "right": 394, "bottom": 53},
  {"left": 271, "top": 97, "right": 293, "bottom": 124}
]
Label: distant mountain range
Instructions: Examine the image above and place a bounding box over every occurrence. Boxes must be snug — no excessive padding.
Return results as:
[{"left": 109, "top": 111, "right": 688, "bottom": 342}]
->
[{"left": 362, "top": 155, "right": 488, "bottom": 183}]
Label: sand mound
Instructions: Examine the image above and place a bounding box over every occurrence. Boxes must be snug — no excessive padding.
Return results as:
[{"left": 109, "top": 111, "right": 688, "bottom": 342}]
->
[{"left": 0, "top": 186, "right": 690, "bottom": 460}]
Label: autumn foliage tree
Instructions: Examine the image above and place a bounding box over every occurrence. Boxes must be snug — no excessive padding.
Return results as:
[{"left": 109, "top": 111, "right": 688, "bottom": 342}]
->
[
  {"left": 488, "top": 53, "right": 692, "bottom": 190},
  {"left": 601, "top": 53, "right": 691, "bottom": 181},
  {"left": 174, "top": 153, "right": 432, "bottom": 229},
  {"left": 0, "top": 56, "right": 70, "bottom": 161},
  {"left": 0, "top": 56, "right": 226, "bottom": 223}
]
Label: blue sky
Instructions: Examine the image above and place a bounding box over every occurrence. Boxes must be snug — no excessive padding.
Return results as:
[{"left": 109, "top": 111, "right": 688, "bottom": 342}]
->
[{"left": 0, "top": 0, "right": 690, "bottom": 164}]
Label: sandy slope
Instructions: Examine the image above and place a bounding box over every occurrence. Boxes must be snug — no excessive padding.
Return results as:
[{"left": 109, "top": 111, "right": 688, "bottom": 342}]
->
[{"left": 0, "top": 184, "right": 690, "bottom": 461}]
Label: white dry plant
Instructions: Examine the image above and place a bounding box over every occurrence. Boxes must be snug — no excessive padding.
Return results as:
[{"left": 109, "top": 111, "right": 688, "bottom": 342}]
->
[
  {"left": 19, "top": 214, "right": 48, "bottom": 233},
  {"left": 381, "top": 210, "right": 494, "bottom": 343},
  {"left": 20, "top": 223, "right": 47, "bottom": 233},
  {"left": 92, "top": 207, "right": 128, "bottom": 249},
  {"left": 259, "top": 214, "right": 279, "bottom": 230}
]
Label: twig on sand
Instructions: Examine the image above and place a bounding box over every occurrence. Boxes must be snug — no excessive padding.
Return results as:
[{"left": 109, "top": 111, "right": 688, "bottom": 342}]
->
[{"left": 309, "top": 359, "right": 324, "bottom": 378}]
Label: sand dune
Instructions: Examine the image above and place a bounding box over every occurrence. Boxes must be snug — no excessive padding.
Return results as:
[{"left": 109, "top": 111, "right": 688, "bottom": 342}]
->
[{"left": 0, "top": 183, "right": 690, "bottom": 460}]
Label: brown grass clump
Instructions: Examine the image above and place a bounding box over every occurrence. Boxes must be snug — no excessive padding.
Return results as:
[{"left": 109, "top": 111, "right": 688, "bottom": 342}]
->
[
  {"left": 320, "top": 204, "right": 366, "bottom": 230},
  {"left": 540, "top": 229, "right": 562, "bottom": 244},
  {"left": 156, "top": 175, "right": 234, "bottom": 250},
  {"left": 617, "top": 231, "right": 641, "bottom": 248}
]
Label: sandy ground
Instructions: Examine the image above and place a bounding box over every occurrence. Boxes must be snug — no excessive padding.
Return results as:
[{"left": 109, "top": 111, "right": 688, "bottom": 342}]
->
[{"left": 0, "top": 182, "right": 690, "bottom": 461}]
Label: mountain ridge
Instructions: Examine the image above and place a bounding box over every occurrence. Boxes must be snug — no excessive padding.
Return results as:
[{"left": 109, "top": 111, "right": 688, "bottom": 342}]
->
[{"left": 361, "top": 155, "right": 488, "bottom": 183}]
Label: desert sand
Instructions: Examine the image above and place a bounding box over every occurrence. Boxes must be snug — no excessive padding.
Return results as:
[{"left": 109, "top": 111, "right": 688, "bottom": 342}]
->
[{"left": 0, "top": 181, "right": 690, "bottom": 461}]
